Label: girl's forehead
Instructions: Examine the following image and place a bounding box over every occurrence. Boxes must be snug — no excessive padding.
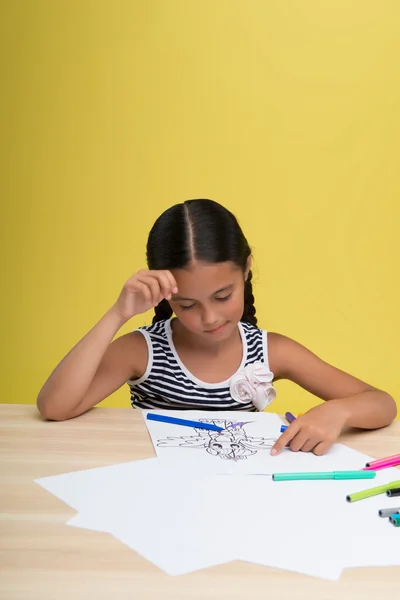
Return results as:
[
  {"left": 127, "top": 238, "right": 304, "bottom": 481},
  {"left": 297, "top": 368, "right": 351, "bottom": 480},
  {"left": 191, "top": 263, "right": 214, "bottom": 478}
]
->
[{"left": 170, "top": 261, "right": 243, "bottom": 298}]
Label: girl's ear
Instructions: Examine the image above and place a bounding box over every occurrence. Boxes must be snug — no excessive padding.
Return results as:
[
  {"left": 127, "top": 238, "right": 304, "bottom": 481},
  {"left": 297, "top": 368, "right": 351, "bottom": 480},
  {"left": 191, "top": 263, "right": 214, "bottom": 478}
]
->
[{"left": 244, "top": 256, "right": 252, "bottom": 281}]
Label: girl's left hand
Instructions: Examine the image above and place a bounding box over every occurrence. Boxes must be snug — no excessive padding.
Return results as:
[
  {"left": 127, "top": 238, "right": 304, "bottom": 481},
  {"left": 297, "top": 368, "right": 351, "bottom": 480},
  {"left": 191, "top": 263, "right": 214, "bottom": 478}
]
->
[{"left": 270, "top": 400, "right": 350, "bottom": 456}]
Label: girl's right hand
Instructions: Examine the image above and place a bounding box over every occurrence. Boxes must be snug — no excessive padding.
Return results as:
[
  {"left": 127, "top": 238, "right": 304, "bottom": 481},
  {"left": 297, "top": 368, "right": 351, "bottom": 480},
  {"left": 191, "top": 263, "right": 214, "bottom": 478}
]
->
[{"left": 112, "top": 270, "right": 178, "bottom": 322}]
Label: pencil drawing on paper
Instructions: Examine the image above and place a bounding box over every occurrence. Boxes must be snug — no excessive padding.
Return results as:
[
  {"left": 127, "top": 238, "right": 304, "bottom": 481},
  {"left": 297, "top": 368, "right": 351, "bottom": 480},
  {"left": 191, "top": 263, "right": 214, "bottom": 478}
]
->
[{"left": 156, "top": 419, "right": 277, "bottom": 461}]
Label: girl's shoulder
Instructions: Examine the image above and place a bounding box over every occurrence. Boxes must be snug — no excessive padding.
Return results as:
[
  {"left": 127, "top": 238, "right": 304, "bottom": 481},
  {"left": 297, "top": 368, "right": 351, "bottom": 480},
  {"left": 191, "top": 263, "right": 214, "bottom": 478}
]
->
[
  {"left": 267, "top": 332, "right": 302, "bottom": 380},
  {"left": 137, "top": 319, "right": 169, "bottom": 333},
  {"left": 240, "top": 321, "right": 264, "bottom": 335},
  {"left": 136, "top": 319, "right": 170, "bottom": 343}
]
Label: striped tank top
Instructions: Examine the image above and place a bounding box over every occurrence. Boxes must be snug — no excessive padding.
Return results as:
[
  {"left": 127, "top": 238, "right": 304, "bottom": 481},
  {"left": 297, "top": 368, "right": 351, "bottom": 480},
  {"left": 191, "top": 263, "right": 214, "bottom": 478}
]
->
[{"left": 128, "top": 318, "right": 276, "bottom": 411}]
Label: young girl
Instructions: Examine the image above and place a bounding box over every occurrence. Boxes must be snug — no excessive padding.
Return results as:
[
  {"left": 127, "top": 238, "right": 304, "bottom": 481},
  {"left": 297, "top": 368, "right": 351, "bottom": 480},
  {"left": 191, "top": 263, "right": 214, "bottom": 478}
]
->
[{"left": 37, "top": 199, "right": 397, "bottom": 456}]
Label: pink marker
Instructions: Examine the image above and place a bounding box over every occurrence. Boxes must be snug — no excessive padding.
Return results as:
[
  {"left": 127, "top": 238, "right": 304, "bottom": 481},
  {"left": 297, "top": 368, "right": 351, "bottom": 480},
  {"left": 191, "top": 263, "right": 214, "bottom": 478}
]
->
[
  {"left": 363, "top": 457, "right": 400, "bottom": 471},
  {"left": 365, "top": 453, "right": 400, "bottom": 468}
]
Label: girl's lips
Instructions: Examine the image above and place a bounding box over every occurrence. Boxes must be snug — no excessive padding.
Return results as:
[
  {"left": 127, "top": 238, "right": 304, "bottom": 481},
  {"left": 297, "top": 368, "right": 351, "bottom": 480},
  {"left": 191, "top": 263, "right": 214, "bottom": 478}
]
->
[{"left": 204, "top": 322, "right": 228, "bottom": 334}]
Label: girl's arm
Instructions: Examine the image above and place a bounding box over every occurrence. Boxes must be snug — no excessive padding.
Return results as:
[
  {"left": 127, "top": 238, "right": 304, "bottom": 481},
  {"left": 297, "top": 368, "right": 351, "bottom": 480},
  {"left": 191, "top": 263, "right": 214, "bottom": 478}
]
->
[
  {"left": 268, "top": 333, "right": 397, "bottom": 455},
  {"left": 36, "top": 309, "right": 147, "bottom": 421},
  {"left": 37, "top": 269, "right": 178, "bottom": 421}
]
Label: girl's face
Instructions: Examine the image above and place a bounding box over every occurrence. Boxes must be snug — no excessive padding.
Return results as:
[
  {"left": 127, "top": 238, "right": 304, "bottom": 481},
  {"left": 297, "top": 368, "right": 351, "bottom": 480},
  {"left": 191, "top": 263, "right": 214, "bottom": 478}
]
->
[{"left": 169, "top": 260, "right": 250, "bottom": 341}]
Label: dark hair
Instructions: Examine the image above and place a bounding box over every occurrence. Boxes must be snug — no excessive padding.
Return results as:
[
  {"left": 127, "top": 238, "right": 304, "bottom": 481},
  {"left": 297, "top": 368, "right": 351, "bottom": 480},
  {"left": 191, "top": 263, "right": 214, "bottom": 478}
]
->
[{"left": 146, "top": 199, "right": 257, "bottom": 326}]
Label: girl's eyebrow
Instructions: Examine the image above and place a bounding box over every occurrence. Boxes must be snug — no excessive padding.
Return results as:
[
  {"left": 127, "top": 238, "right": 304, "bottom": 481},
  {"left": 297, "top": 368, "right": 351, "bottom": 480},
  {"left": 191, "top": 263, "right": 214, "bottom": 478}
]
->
[{"left": 172, "top": 284, "right": 234, "bottom": 302}]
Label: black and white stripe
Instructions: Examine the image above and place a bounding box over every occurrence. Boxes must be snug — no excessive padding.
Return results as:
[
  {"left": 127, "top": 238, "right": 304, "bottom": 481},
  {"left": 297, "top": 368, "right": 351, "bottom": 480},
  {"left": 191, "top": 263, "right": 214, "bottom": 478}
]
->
[{"left": 128, "top": 318, "right": 271, "bottom": 411}]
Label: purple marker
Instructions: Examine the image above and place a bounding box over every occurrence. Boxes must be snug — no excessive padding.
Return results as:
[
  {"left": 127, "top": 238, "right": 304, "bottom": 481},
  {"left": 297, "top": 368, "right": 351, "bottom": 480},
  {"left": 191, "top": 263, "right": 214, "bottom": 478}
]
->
[{"left": 285, "top": 412, "right": 296, "bottom": 423}]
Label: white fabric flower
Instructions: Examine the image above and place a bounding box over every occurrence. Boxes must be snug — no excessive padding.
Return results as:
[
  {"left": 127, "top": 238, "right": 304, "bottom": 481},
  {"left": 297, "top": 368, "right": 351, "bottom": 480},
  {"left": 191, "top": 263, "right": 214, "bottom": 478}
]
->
[{"left": 230, "top": 361, "right": 277, "bottom": 411}]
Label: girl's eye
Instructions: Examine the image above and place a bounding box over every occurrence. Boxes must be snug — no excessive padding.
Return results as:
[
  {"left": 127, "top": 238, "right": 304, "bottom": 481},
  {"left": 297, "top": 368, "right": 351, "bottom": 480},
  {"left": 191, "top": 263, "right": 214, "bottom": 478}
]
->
[
  {"left": 215, "top": 294, "right": 232, "bottom": 302},
  {"left": 179, "top": 293, "right": 232, "bottom": 310}
]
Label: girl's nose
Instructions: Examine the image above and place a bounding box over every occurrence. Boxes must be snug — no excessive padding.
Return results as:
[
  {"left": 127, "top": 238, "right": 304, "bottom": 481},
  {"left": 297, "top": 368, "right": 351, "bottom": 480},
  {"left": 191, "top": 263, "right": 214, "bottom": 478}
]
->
[{"left": 202, "top": 307, "right": 219, "bottom": 327}]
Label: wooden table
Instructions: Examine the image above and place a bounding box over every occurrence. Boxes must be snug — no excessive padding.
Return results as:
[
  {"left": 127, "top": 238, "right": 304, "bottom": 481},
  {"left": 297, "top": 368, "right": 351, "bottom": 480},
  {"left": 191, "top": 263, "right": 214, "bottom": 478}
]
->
[{"left": 1, "top": 404, "right": 399, "bottom": 600}]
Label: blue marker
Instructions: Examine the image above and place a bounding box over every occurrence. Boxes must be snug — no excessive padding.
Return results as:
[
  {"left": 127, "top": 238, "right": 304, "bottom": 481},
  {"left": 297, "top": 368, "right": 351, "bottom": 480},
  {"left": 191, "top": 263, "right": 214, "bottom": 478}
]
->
[
  {"left": 146, "top": 412, "right": 224, "bottom": 432},
  {"left": 280, "top": 425, "right": 288, "bottom": 433}
]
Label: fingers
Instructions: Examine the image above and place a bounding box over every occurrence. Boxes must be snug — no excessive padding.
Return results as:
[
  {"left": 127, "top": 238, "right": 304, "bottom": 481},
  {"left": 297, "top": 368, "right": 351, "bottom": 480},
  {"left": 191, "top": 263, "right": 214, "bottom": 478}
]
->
[
  {"left": 128, "top": 280, "right": 153, "bottom": 305},
  {"left": 312, "top": 438, "right": 335, "bottom": 456},
  {"left": 300, "top": 438, "right": 318, "bottom": 453},
  {"left": 270, "top": 421, "right": 301, "bottom": 455},
  {"left": 133, "top": 270, "right": 178, "bottom": 305},
  {"left": 271, "top": 421, "right": 335, "bottom": 456},
  {"left": 151, "top": 272, "right": 171, "bottom": 301},
  {"left": 289, "top": 431, "right": 311, "bottom": 453},
  {"left": 135, "top": 273, "right": 162, "bottom": 306},
  {"left": 163, "top": 271, "right": 178, "bottom": 295},
  {"left": 146, "top": 270, "right": 178, "bottom": 299}
]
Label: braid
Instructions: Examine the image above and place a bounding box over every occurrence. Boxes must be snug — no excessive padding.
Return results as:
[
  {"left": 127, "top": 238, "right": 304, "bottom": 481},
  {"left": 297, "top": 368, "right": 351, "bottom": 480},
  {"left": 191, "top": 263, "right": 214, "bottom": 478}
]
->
[
  {"left": 152, "top": 299, "right": 173, "bottom": 324},
  {"left": 241, "top": 269, "right": 257, "bottom": 327}
]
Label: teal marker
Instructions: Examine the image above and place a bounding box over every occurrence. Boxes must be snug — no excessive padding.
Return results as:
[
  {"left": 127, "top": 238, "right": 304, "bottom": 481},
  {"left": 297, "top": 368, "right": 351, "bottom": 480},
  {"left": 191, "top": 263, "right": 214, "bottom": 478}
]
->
[
  {"left": 272, "top": 470, "right": 376, "bottom": 482},
  {"left": 389, "top": 514, "right": 400, "bottom": 524},
  {"left": 390, "top": 516, "right": 400, "bottom": 527}
]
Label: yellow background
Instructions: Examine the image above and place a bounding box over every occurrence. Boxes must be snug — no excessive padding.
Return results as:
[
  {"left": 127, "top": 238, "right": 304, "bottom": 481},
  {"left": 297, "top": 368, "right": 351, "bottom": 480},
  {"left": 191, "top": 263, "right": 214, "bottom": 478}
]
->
[{"left": 2, "top": 1, "right": 399, "bottom": 416}]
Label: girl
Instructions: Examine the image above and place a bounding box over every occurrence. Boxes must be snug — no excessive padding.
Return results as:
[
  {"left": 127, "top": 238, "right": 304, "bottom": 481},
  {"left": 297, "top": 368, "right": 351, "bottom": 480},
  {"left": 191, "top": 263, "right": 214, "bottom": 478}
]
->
[{"left": 37, "top": 199, "right": 397, "bottom": 456}]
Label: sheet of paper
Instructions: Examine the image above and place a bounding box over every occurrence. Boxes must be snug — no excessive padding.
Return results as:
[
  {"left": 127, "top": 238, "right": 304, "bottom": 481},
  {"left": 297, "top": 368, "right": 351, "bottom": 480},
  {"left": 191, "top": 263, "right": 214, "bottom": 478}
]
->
[
  {"left": 337, "top": 465, "right": 400, "bottom": 569},
  {"left": 238, "top": 475, "right": 344, "bottom": 580},
  {"left": 67, "top": 473, "right": 241, "bottom": 575},
  {"left": 35, "top": 458, "right": 161, "bottom": 512},
  {"left": 238, "top": 458, "right": 400, "bottom": 578},
  {"left": 143, "top": 410, "right": 283, "bottom": 475},
  {"left": 66, "top": 473, "right": 341, "bottom": 579},
  {"left": 34, "top": 428, "right": 400, "bottom": 580},
  {"left": 143, "top": 409, "right": 373, "bottom": 475},
  {"left": 37, "top": 459, "right": 238, "bottom": 575}
]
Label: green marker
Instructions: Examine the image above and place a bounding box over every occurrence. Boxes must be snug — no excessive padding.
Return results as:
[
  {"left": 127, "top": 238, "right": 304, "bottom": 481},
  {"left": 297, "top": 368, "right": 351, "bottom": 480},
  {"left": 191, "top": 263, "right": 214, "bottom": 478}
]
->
[
  {"left": 272, "top": 470, "right": 376, "bottom": 482},
  {"left": 346, "top": 480, "right": 400, "bottom": 503},
  {"left": 392, "top": 519, "right": 400, "bottom": 527}
]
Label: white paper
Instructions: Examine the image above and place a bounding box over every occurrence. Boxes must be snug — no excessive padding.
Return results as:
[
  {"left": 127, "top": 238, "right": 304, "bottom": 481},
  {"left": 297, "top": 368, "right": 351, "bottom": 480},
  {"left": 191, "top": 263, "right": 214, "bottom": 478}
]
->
[
  {"left": 36, "top": 459, "right": 237, "bottom": 575},
  {"left": 34, "top": 420, "right": 400, "bottom": 580},
  {"left": 35, "top": 458, "right": 161, "bottom": 512},
  {"left": 66, "top": 472, "right": 341, "bottom": 579},
  {"left": 143, "top": 409, "right": 379, "bottom": 477},
  {"left": 237, "top": 475, "right": 343, "bottom": 580},
  {"left": 337, "top": 466, "right": 400, "bottom": 569},
  {"left": 67, "top": 472, "right": 240, "bottom": 575},
  {"left": 237, "top": 457, "right": 400, "bottom": 578},
  {"left": 144, "top": 410, "right": 294, "bottom": 474}
]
